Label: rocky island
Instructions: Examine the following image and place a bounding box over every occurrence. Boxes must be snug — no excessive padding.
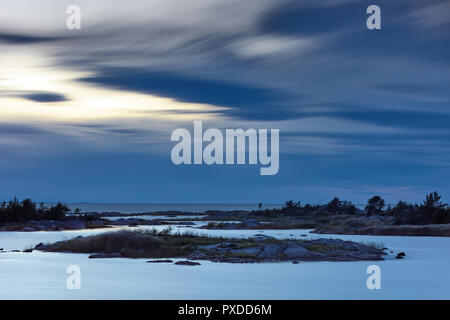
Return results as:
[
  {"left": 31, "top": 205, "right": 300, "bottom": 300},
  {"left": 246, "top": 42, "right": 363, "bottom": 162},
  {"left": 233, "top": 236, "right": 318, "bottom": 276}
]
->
[{"left": 35, "top": 229, "right": 387, "bottom": 263}]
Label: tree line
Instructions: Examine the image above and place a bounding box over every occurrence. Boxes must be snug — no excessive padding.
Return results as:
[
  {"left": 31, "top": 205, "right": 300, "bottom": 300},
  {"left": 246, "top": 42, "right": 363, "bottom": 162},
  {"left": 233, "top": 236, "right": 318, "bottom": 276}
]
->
[
  {"left": 0, "top": 198, "right": 70, "bottom": 223},
  {"left": 268, "top": 192, "right": 450, "bottom": 225}
]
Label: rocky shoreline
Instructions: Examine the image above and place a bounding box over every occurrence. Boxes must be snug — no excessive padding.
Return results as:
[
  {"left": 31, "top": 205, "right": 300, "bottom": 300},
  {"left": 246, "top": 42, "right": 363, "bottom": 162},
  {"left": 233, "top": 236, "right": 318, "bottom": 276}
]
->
[
  {"left": 313, "top": 224, "right": 450, "bottom": 237},
  {"left": 108, "top": 218, "right": 195, "bottom": 227},
  {"left": 2, "top": 210, "right": 448, "bottom": 237},
  {"left": 201, "top": 218, "right": 315, "bottom": 230},
  {"left": 0, "top": 218, "right": 110, "bottom": 232},
  {"left": 184, "top": 236, "right": 386, "bottom": 263}
]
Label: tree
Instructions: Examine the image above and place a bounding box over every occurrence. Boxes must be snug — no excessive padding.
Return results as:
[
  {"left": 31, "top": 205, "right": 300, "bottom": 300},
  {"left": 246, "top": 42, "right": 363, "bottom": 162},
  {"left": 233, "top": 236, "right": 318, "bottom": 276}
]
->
[
  {"left": 21, "top": 198, "right": 36, "bottom": 221},
  {"left": 0, "top": 198, "right": 69, "bottom": 223},
  {"left": 365, "top": 196, "right": 385, "bottom": 216},
  {"left": 342, "top": 201, "right": 357, "bottom": 215},
  {"left": 432, "top": 207, "right": 449, "bottom": 224},
  {"left": 283, "top": 200, "right": 301, "bottom": 214},
  {"left": 423, "top": 192, "right": 443, "bottom": 209},
  {"left": 48, "top": 202, "right": 69, "bottom": 220},
  {"left": 326, "top": 197, "right": 342, "bottom": 215},
  {"left": 392, "top": 201, "right": 415, "bottom": 224},
  {"left": 420, "top": 192, "right": 445, "bottom": 224}
]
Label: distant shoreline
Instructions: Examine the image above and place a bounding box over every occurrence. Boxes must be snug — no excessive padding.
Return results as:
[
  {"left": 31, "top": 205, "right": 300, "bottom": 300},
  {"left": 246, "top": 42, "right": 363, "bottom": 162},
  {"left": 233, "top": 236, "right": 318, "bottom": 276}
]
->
[{"left": 2, "top": 193, "right": 449, "bottom": 236}]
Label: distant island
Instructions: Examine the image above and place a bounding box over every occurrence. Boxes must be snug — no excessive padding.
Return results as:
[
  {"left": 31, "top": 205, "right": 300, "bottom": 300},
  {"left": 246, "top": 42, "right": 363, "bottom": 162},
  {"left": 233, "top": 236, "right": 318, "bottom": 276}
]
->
[
  {"left": 0, "top": 192, "right": 449, "bottom": 236},
  {"left": 0, "top": 198, "right": 108, "bottom": 231},
  {"left": 2, "top": 193, "right": 448, "bottom": 264}
]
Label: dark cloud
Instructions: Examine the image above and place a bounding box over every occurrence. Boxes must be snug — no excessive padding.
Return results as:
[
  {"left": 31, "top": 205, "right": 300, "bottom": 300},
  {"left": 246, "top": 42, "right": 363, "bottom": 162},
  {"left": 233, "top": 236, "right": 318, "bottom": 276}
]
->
[
  {"left": 22, "top": 92, "right": 68, "bottom": 103},
  {"left": 0, "top": 123, "right": 49, "bottom": 135},
  {"left": 80, "top": 68, "right": 276, "bottom": 106},
  {"left": 0, "top": 32, "right": 73, "bottom": 44},
  {"left": 257, "top": 1, "right": 362, "bottom": 36},
  {"left": 80, "top": 68, "right": 304, "bottom": 120},
  {"left": 258, "top": 0, "right": 450, "bottom": 63}
]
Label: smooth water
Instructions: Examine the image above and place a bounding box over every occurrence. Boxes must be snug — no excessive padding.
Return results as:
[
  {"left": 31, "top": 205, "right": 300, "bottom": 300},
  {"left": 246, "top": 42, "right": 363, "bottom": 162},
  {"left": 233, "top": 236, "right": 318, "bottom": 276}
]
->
[
  {"left": 0, "top": 224, "right": 449, "bottom": 299},
  {"left": 54, "top": 203, "right": 282, "bottom": 214},
  {"left": 104, "top": 215, "right": 207, "bottom": 221}
]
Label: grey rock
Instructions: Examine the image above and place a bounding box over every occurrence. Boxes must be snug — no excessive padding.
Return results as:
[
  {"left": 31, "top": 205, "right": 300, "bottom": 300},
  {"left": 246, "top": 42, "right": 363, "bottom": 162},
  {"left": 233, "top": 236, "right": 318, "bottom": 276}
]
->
[
  {"left": 251, "top": 234, "right": 276, "bottom": 241},
  {"left": 210, "top": 257, "right": 255, "bottom": 263},
  {"left": 231, "top": 247, "right": 261, "bottom": 256},
  {"left": 34, "top": 242, "right": 44, "bottom": 249},
  {"left": 283, "top": 244, "right": 309, "bottom": 257},
  {"left": 197, "top": 244, "right": 223, "bottom": 251},
  {"left": 186, "top": 252, "right": 208, "bottom": 260},
  {"left": 88, "top": 253, "right": 123, "bottom": 259},
  {"left": 175, "top": 260, "right": 201, "bottom": 266},
  {"left": 395, "top": 252, "right": 406, "bottom": 259},
  {"left": 257, "top": 244, "right": 282, "bottom": 259},
  {"left": 283, "top": 244, "right": 325, "bottom": 261}
]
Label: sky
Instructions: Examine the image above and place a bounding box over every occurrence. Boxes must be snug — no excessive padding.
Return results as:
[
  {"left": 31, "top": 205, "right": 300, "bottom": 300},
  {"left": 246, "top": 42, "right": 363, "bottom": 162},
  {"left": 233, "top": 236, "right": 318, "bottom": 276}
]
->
[{"left": 0, "top": 0, "right": 449, "bottom": 204}]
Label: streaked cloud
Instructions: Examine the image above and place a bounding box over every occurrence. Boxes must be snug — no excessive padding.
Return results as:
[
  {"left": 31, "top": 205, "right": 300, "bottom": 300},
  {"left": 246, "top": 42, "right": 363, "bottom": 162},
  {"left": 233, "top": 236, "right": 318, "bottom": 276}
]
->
[{"left": 0, "top": 0, "right": 448, "bottom": 202}]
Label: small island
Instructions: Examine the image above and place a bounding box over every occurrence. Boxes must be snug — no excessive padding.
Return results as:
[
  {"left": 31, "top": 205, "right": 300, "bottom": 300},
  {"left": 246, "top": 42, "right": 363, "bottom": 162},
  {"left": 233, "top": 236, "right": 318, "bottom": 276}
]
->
[{"left": 35, "top": 229, "right": 386, "bottom": 263}]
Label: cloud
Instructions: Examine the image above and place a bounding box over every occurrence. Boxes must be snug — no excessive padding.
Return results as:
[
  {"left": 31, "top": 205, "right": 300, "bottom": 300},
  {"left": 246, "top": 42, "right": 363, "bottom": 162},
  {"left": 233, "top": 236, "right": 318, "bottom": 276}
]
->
[
  {"left": 257, "top": 0, "right": 361, "bottom": 36},
  {"left": 2, "top": 0, "right": 448, "bottom": 120},
  {"left": 22, "top": 92, "right": 68, "bottom": 103},
  {"left": 407, "top": 1, "right": 450, "bottom": 28},
  {"left": 0, "top": 123, "right": 49, "bottom": 135},
  {"left": 0, "top": 32, "right": 72, "bottom": 44},
  {"left": 0, "top": 0, "right": 449, "bottom": 202},
  {"left": 79, "top": 68, "right": 298, "bottom": 120},
  {"left": 367, "top": 83, "right": 449, "bottom": 103},
  {"left": 229, "top": 35, "right": 316, "bottom": 59}
]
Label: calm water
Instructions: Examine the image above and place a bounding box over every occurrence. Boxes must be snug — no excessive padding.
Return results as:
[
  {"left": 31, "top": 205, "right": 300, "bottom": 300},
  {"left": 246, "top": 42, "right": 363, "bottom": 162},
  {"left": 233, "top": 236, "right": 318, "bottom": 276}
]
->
[
  {"left": 1, "top": 223, "right": 449, "bottom": 299},
  {"left": 46, "top": 203, "right": 282, "bottom": 214}
]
